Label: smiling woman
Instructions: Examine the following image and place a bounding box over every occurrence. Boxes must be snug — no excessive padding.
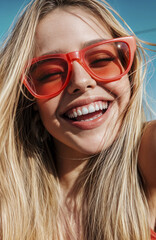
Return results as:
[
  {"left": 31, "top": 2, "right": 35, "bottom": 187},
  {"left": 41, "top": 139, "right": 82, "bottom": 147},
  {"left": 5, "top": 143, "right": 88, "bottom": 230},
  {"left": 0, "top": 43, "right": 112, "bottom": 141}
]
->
[{"left": 0, "top": 0, "right": 156, "bottom": 240}]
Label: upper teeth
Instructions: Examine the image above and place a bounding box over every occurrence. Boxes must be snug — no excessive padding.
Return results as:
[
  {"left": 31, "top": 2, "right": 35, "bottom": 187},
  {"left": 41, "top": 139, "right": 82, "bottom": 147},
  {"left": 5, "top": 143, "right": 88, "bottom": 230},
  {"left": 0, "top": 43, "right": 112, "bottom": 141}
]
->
[{"left": 67, "top": 101, "right": 108, "bottom": 119}]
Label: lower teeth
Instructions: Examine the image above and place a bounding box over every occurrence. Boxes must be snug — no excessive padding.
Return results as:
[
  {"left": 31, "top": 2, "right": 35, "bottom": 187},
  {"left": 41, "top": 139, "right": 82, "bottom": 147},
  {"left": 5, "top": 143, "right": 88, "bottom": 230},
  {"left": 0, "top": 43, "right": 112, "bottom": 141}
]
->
[{"left": 80, "top": 112, "right": 103, "bottom": 122}]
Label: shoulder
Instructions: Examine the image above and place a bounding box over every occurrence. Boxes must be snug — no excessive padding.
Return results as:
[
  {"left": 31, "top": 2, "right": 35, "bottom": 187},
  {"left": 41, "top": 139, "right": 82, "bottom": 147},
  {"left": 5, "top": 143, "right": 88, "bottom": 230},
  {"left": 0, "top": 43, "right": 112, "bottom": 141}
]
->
[
  {"left": 140, "top": 120, "right": 156, "bottom": 157},
  {"left": 138, "top": 120, "right": 156, "bottom": 188}
]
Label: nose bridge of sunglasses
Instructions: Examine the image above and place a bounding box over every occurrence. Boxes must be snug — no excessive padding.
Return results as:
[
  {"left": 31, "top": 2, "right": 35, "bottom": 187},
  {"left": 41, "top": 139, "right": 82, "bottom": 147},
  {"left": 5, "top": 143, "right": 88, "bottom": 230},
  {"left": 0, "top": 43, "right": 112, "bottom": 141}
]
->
[{"left": 67, "top": 51, "right": 81, "bottom": 63}]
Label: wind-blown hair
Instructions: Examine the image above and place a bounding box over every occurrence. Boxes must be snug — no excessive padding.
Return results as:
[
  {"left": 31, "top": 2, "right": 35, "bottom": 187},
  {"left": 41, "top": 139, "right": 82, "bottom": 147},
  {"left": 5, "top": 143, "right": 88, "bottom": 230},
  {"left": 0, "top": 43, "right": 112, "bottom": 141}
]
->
[{"left": 0, "top": 0, "right": 152, "bottom": 239}]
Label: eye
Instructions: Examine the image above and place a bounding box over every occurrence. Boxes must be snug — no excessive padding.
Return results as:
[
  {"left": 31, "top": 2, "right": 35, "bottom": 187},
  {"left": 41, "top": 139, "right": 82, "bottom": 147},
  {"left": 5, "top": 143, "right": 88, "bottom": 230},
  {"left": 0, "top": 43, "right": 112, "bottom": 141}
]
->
[
  {"left": 89, "top": 55, "right": 116, "bottom": 68},
  {"left": 37, "top": 71, "right": 64, "bottom": 83},
  {"left": 29, "top": 63, "right": 65, "bottom": 83}
]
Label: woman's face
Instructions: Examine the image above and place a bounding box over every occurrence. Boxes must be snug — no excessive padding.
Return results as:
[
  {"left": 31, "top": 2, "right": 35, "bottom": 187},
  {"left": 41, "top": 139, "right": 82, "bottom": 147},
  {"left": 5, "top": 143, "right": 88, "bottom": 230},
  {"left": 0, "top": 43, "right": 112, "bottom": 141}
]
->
[{"left": 35, "top": 7, "right": 131, "bottom": 159}]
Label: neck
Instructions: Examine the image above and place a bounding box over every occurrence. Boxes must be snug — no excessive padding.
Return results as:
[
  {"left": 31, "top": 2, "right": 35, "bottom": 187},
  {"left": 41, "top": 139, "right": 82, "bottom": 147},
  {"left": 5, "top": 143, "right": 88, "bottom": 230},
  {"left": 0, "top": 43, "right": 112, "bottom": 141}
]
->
[
  {"left": 56, "top": 155, "right": 88, "bottom": 196},
  {"left": 52, "top": 140, "right": 89, "bottom": 196}
]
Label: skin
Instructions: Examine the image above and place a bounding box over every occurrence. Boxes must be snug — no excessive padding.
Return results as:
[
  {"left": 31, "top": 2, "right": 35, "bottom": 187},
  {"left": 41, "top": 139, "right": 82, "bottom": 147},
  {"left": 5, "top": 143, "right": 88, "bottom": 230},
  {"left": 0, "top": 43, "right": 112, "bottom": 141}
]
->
[
  {"left": 34, "top": 6, "right": 156, "bottom": 231},
  {"left": 139, "top": 120, "right": 156, "bottom": 231}
]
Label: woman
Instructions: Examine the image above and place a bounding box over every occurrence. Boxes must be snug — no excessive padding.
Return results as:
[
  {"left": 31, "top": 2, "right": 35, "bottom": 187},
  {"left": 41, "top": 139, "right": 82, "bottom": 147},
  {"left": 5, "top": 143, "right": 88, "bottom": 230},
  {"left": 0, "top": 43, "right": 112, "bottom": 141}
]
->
[{"left": 0, "top": 0, "right": 155, "bottom": 239}]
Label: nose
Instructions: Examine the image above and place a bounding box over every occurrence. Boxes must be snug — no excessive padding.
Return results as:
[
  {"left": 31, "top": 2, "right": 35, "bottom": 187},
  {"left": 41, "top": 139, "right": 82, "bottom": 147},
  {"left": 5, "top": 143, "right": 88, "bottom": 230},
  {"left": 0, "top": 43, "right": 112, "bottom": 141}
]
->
[{"left": 67, "top": 61, "right": 97, "bottom": 95}]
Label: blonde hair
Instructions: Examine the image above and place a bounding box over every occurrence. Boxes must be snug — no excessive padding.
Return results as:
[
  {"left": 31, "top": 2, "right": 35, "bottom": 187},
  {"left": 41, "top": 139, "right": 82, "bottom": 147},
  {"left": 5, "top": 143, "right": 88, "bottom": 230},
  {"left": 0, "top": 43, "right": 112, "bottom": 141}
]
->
[{"left": 0, "top": 0, "right": 153, "bottom": 239}]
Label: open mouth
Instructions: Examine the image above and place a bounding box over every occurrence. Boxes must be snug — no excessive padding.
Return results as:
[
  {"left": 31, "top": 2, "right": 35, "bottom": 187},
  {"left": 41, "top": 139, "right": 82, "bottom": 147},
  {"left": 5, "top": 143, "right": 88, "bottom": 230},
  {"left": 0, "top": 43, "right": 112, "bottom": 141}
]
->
[{"left": 63, "top": 101, "right": 109, "bottom": 122}]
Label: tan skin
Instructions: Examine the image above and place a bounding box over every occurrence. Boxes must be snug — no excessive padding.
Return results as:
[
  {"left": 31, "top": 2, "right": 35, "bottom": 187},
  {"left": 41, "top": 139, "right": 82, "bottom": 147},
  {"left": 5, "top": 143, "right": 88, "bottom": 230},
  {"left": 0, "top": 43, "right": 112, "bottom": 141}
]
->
[
  {"left": 139, "top": 120, "right": 156, "bottom": 231},
  {"left": 34, "top": 7, "right": 156, "bottom": 234}
]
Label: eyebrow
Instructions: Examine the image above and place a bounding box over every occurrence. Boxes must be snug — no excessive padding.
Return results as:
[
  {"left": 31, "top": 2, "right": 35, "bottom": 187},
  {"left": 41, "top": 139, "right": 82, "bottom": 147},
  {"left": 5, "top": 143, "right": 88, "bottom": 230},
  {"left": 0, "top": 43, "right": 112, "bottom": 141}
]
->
[
  {"left": 81, "top": 38, "right": 107, "bottom": 48},
  {"left": 41, "top": 38, "right": 108, "bottom": 56}
]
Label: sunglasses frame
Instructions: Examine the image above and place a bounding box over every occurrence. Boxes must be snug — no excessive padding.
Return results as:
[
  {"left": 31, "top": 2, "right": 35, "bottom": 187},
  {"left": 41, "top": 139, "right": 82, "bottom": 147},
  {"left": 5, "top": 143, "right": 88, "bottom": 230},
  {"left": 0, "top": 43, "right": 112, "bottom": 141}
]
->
[{"left": 22, "top": 36, "right": 136, "bottom": 99}]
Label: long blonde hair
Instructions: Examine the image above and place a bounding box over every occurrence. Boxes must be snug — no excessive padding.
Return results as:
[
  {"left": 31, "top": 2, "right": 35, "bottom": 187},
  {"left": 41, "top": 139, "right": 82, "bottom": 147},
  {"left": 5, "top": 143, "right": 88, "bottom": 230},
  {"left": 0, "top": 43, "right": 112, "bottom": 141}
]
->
[{"left": 0, "top": 0, "right": 153, "bottom": 239}]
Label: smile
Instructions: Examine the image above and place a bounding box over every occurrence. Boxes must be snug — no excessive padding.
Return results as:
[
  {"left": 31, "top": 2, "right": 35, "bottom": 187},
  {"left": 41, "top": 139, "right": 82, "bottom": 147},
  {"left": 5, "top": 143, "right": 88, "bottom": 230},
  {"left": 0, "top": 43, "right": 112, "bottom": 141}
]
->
[
  {"left": 63, "top": 101, "right": 110, "bottom": 130},
  {"left": 65, "top": 101, "right": 109, "bottom": 121}
]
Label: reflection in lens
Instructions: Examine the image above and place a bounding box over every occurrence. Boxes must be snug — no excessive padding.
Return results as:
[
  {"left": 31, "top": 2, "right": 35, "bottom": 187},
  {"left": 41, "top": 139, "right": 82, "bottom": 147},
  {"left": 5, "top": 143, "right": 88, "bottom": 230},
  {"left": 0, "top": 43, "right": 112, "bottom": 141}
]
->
[{"left": 116, "top": 42, "right": 129, "bottom": 70}]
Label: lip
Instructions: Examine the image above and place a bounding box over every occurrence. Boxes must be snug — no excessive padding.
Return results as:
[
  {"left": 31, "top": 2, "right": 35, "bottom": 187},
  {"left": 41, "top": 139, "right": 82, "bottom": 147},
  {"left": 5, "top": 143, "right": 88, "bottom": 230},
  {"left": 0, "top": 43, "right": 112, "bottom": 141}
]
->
[
  {"left": 62, "top": 101, "right": 112, "bottom": 130},
  {"left": 61, "top": 95, "right": 113, "bottom": 116}
]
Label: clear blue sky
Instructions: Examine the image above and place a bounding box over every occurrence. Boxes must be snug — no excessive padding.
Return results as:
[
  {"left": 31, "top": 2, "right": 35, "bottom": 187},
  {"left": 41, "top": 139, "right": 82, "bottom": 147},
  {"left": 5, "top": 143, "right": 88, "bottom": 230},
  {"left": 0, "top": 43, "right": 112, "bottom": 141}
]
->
[{"left": 0, "top": 0, "right": 156, "bottom": 118}]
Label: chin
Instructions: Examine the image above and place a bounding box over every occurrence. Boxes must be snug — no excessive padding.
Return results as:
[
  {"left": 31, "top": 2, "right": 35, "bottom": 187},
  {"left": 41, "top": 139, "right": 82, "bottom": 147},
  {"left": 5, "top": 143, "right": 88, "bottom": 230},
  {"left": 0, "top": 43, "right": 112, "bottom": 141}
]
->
[{"left": 71, "top": 140, "right": 111, "bottom": 158}]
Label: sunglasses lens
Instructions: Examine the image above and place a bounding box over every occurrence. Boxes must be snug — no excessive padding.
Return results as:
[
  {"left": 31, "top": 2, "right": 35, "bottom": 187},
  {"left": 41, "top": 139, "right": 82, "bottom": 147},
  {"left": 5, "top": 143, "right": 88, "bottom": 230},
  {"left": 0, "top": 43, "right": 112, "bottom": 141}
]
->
[
  {"left": 27, "top": 58, "right": 68, "bottom": 96},
  {"left": 84, "top": 41, "right": 130, "bottom": 80}
]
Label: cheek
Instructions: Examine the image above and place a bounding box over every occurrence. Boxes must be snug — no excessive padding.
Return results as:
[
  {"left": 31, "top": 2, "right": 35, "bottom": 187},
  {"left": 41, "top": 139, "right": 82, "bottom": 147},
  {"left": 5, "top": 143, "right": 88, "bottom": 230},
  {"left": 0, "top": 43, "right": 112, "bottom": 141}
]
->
[
  {"left": 35, "top": 97, "right": 60, "bottom": 129},
  {"left": 101, "top": 75, "right": 131, "bottom": 103}
]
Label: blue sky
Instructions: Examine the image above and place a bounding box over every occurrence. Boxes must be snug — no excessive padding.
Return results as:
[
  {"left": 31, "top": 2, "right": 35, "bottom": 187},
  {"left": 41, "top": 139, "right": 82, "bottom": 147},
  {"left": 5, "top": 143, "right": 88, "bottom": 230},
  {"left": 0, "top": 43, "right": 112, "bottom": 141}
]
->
[{"left": 0, "top": 0, "right": 156, "bottom": 118}]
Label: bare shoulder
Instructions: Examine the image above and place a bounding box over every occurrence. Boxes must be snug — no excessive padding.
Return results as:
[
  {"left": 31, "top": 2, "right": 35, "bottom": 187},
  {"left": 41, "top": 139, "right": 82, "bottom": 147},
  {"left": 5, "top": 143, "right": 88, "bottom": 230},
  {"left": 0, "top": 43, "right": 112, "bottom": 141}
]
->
[{"left": 138, "top": 120, "right": 156, "bottom": 188}]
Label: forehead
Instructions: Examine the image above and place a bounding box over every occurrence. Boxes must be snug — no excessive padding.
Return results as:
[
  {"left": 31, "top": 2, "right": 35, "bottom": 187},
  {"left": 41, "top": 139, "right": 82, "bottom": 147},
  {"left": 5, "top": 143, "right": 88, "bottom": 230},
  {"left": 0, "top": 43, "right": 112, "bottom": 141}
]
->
[{"left": 35, "top": 7, "right": 112, "bottom": 56}]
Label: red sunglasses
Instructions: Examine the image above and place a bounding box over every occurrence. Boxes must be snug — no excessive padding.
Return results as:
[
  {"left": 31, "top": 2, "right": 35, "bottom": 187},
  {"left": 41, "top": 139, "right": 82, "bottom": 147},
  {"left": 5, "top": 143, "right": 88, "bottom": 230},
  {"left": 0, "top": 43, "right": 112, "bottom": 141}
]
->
[{"left": 22, "top": 36, "right": 136, "bottom": 99}]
